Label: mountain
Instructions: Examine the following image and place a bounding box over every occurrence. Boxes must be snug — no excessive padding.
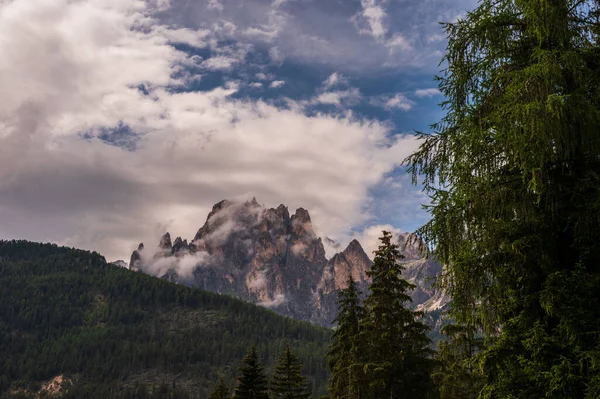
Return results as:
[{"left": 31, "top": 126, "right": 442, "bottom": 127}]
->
[
  {"left": 130, "top": 199, "right": 448, "bottom": 327},
  {"left": 0, "top": 240, "right": 331, "bottom": 398}
]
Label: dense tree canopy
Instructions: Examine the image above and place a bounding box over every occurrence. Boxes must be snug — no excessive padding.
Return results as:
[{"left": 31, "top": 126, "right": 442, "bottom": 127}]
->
[
  {"left": 407, "top": 0, "right": 600, "bottom": 397},
  {"left": 360, "top": 231, "right": 435, "bottom": 398},
  {"left": 326, "top": 232, "right": 435, "bottom": 399},
  {"left": 0, "top": 240, "right": 330, "bottom": 398},
  {"left": 209, "top": 377, "right": 230, "bottom": 399},
  {"left": 326, "top": 276, "right": 366, "bottom": 399},
  {"left": 233, "top": 345, "right": 269, "bottom": 399},
  {"left": 270, "top": 345, "right": 310, "bottom": 399}
]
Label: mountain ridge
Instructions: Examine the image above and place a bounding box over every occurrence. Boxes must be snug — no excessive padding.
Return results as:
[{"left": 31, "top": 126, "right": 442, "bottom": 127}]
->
[
  {"left": 130, "top": 199, "right": 448, "bottom": 327},
  {"left": 0, "top": 240, "right": 331, "bottom": 398}
]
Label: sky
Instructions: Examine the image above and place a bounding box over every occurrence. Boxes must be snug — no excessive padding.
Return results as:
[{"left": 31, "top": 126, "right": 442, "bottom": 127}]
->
[{"left": 0, "top": 0, "right": 477, "bottom": 261}]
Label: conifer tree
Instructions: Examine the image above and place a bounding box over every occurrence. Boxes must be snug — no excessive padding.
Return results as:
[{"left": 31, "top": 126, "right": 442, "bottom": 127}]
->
[
  {"left": 326, "top": 276, "right": 366, "bottom": 398},
  {"left": 233, "top": 345, "right": 269, "bottom": 399},
  {"left": 210, "top": 377, "right": 230, "bottom": 399},
  {"left": 432, "top": 324, "right": 485, "bottom": 399},
  {"left": 270, "top": 345, "right": 310, "bottom": 399},
  {"left": 407, "top": 0, "right": 600, "bottom": 397},
  {"left": 361, "top": 231, "right": 435, "bottom": 398}
]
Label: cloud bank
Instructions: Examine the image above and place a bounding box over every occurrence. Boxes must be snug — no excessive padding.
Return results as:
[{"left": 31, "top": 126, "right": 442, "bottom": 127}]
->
[{"left": 0, "top": 0, "right": 477, "bottom": 262}]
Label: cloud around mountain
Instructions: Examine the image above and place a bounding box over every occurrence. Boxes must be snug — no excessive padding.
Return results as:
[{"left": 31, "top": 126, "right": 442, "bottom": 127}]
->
[{"left": 0, "top": 0, "right": 475, "bottom": 260}]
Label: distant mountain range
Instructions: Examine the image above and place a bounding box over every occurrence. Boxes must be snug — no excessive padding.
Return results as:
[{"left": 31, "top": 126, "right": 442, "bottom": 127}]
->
[{"left": 128, "top": 198, "right": 450, "bottom": 327}]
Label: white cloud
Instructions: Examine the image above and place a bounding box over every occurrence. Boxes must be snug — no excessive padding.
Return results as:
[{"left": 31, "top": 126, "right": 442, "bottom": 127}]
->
[
  {"left": 353, "top": 0, "right": 388, "bottom": 40},
  {"left": 257, "top": 293, "right": 286, "bottom": 308},
  {"left": 386, "top": 33, "right": 411, "bottom": 51},
  {"left": 371, "top": 94, "right": 413, "bottom": 111},
  {"left": 249, "top": 82, "right": 263, "bottom": 89},
  {"left": 314, "top": 88, "right": 361, "bottom": 106},
  {"left": 353, "top": 224, "right": 403, "bottom": 260},
  {"left": 0, "top": 0, "right": 422, "bottom": 262},
  {"left": 202, "top": 55, "right": 241, "bottom": 71},
  {"left": 269, "top": 80, "right": 285, "bottom": 88},
  {"left": 322, "top": 72, "right": 348, "bottom": 89},
  {"left": 385, "top": 94, "right": 413, "bottom": 111},
  {"left": 255, "top": 72, "right": 272, "bottom": 80},
  {"left": 415, "top": 88, "right": 441, "bottom": 97},
  {"left": 141, "top": 250, "right": 212, "bottom": 278},
  {"left": 207, "top": 0, "right": 224, "bottom": 11}
]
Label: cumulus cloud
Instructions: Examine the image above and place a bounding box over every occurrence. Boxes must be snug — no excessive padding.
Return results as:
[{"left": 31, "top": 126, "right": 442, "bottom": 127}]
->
[
  {"left": 314, "top": 88, "right": 361, "bottom": 106},
  {"left": 370, "top": 94, "right": 413, "bottom": 111},
  {"left": 202, "top": 55, "right": 241, "bottom": 71},
  {"left": 207, "top": 0, "right": 224, "bottom": 11},
  {"left": 353, "top": 0, "right": 388, "bottom": 40},
  {"left": 385, "top": 94, "right": 414, "bottom": 111},
  {"left": 386, "top": 33, "right": 412, "bottom": 52},
  {"left": 353, "top": 224, "right": 404, "bottom": 260},
  {"left": 269, "top": 80, "right": 285, "bottom": 89},
  {"left": 322, "top": 72, "right": 348, "bottom": 90},
  {"left": 0, "top": 0, "right": 424, "bottom": 262},
  {"left": 415, "top": 88, "right": 441, "bottom": 97}
]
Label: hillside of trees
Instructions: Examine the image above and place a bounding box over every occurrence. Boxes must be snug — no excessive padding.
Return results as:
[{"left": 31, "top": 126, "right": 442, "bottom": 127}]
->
[{"left": 0, "top": 240, "right": 331, "bottom": 398}]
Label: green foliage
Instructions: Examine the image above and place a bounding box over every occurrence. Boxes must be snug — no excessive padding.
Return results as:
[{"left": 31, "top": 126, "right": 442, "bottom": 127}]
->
[
  {"left": 406, "top": 0, "right": 600, "bottom": 397},
  {"left": 233, "top": 345, "right": 269, "bottom": 399},
  {"left": 360, "top": 231, "right": 436, "bottom": 398},
  {"left": 432, "top": 324, "right": 485, "bottom": 399},
  {"left": 0, "top": 240, "right": 331, "bottom": 398},
  {"left": 209, "top": 377, "right": 230, "bottom": 399},
  {"left": 270, "top": 345, "right": 310, "bottom": 399},
  {"left": 326, "top": 276, "right": 366, "bottom": 398},
  {"left": 326, "top": 232, "right": 437, "bottom": 399}
]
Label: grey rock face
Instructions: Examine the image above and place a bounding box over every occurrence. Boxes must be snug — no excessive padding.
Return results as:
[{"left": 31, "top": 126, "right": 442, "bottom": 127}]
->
[{"left": 130, "top": 199, "right": 446, "bottom": 326}]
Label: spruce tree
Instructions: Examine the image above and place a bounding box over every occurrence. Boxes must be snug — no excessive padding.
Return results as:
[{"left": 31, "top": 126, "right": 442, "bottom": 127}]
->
[
  {"left": 406, "top": 0, "right": 600, "bottom": 397},
  {"left": 326, "top": 276, "right": 366, "bottom": 398},
  {"left": 432, "top": 324, "right": 485, "bottom": 399},
  {"left": 270, "top": 345, "right": 310, "bottom": 399},
  {"left": 210, "top": 377, "right": 230, "bottom": 399},
  {"left": 233, "top": 345, "right": 269, "bottom": 399},
  {"left": 360, "top": 231, "right": 435, "bottom": 398}
]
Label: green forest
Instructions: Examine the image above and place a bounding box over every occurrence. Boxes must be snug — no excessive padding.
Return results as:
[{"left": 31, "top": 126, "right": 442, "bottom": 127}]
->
[
  {"left": 3, "top": 0, "right": 600, "bottom": 398},
  {"left": 0, "top": 240, "right": 331, "bottom": 398}
]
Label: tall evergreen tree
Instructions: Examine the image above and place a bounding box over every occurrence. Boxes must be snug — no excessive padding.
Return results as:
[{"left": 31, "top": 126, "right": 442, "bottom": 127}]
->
[
  {"left": 360, "top": 231, "right": 435, "bottom": 398},
  {"left": 406, "top": 0, "right": 600, "bottom": 397},
  {"left": 432, "top": 324, "right": 485, "bottom": 399},
  {"left": 326, "top": 276, "right": 366, "bottom": 398},
  {"left": 270, "top": 345, "right": 310, "bottom": 399},
  {"left": 210, "top": 377, "right": 230, "bottom": 399},
  {"left": 233, "top": 345, "right": 269, "bottom": 399}
]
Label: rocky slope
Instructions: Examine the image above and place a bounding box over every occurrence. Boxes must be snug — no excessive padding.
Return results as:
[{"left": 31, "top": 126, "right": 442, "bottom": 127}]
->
[{"left": 130, "top": 198, "right": 447, "bottom": 326}]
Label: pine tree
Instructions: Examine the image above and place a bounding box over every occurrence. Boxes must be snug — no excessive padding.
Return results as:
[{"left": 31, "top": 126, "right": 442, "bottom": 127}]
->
[
  {"left": 270, "top": 345, "right": 310, "bottom": 399},
  {"left": 326, "top": 276, "right": 366, "bottom": 398},
  {"left": 360, "top": 231, "right": 435, "bottom": 398},
  {"left": 210, "top": 377, "right": 230, "bottom": 399},
  {"left": 406, "top": 0, "right": 600, "bottom": 397},
  {"left": 432, "top": 324, "right": 485, "bottom": 399},
  {"left": 233, "top": 345, "right": 269, "bottom": 399}
]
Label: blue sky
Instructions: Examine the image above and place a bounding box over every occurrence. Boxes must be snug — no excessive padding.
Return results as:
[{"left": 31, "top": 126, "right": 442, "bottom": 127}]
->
[{"left": 0, "top": 0, "right": 476, "bottom": 260}]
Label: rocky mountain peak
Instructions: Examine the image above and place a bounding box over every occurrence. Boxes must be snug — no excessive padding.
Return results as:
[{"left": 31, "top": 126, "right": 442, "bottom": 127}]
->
[
  {"left": 275, "top": 204, "right": 290, "bottom": 220},
  {"left": 159, "top": 232, "right": 172, "bottom": 250},
  {"left": 128, "top": 198, "right": 445, "bottom": 327},
  {"left": 291, "top": 207, "right": 311, "bottom": 223},
  {"left": 172, "top": 237, "right": 189, "bottom": 254}
]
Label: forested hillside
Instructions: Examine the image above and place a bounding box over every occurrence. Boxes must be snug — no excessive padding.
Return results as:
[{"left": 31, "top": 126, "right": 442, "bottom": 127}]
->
[{"left": 0, "top": 241, "right": 330, "bottom": 398}]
